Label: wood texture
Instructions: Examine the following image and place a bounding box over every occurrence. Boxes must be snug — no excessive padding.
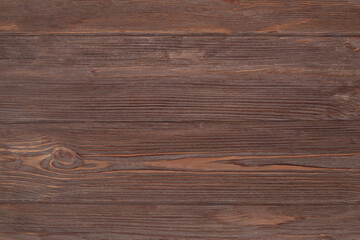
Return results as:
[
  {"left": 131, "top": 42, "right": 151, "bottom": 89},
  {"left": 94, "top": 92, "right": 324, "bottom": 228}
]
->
[
  {"left": 1, "top": 204, "right": 359, "bottom": 240},
  {"left": 1, "top": 121, "right": 360, "bottom": 204},
  {"left": 1, "top": 0, "right": 360, "bottom": 34},
  {"left": 1, "top": 1, "right": 360, "bottom": 240},
  {"left": 1, "top": 35, "right": 360, "bottom": 122}
]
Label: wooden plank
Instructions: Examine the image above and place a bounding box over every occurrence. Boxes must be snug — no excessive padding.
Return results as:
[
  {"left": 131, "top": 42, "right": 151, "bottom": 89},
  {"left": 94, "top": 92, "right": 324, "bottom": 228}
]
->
[
  {"left": 1, "top": 35, "right": 360, "bottom": 122},
  {"left": 1, "top": 121, "right": 360, "bottom": 204},
  {"left": 0, "top": 203, "right": 359, "bottom": 240},
  {"left": 1, "top": 0, "right": 360, "bottom": 34}
]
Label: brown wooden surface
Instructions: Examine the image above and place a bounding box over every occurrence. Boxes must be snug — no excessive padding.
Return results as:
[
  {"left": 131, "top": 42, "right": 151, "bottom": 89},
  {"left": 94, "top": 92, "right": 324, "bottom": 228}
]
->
[
  {"left": 1, "top": 0, "right": 360, "bottom": 34},
  {"left": 1, "top": 204, "right": 359, "bottom": 240},
  {"left": 1, "top": 121, "right": 360, "bottom": 205},
  {"left": 1, "top": 35, "right": 360, "bottom": 122},
  {"left": 1, "top": 1, "right": 360, "bottom": 240}
]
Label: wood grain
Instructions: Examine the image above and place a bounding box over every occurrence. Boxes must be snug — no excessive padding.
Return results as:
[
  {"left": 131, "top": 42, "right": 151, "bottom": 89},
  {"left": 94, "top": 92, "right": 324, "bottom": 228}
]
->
[
  {"left": 1, "top": 35, "right": 360, "bottom": 122},
  {"left": 1, "top": 1, "right": 360, "bottom": 239},
  {"left": 1, "top": 0, "right": 360, "bottom": 34},
  {"left": 1, "top": 122, "right": 359, "bottom": 204},
  {"left": 0, "top": 204, "right": 359, "bottom": 240}
]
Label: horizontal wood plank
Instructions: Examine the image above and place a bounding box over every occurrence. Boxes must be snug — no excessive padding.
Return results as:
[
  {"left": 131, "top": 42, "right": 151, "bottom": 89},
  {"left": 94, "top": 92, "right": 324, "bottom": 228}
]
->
[
  {"left": 1, "top": 35, "right": 360, "bottom": 122},
  {"left": 1, "top": 0, "right": 360, "bottom": 34},
  {"left": 0, "top": 203, "right": 359, "bottom": 240},
  {"left": 1, "top": 121, "right": 360, "bottom": 204}
]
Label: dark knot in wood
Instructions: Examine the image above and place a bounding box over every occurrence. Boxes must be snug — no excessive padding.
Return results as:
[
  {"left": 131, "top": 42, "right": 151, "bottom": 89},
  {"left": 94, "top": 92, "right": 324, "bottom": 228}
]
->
[{"left": 51, "top": 147, "right": 82, "bottom": 170}]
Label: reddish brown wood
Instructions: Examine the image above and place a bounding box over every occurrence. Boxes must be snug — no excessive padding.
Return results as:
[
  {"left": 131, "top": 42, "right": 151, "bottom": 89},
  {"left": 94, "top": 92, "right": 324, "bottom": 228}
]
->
[
  {"left": 1, "top": 122, "right": 360, "bottom": 205},
  {"left": 0, "top": 35, "right": 360, "bottom": 122},
  {"left": 1, "top": 204, "right": 359, "bottom": 240},
  {"left": 0, "top": 0, "right": 360, "bottom": 34},
  {"left": 1, "top": 1, "right": 360, "bottom": 239}
]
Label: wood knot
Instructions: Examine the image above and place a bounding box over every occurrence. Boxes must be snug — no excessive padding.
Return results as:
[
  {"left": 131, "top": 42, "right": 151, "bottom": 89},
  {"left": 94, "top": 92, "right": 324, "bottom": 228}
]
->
[
  {"left": 346, "top": 38, "right": 360, "bottom": 52},
  {"left": 51, "top": 147, "right": 82, "bottom": 169}
]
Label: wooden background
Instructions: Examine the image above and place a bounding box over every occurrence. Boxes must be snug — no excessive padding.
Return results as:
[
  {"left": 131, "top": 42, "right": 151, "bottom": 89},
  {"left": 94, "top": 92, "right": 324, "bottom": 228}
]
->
[{"left": 1, "top": 1, "right": 360, "bottom": 239}]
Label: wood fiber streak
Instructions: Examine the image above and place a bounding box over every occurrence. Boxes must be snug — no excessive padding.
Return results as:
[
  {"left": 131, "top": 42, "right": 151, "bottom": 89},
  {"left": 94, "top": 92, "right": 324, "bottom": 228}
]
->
[
  {"left": 0, "top": 0, "right": 360, "bottom": 34},
  {"left": 1, "top": 35, "right": 360, "bottom": 122},
  {"left": 0, "top": 204, "right": 359, "bottom": 240},
  {"left": 0, "top": 122, "right": 359, "bottom": 204}
]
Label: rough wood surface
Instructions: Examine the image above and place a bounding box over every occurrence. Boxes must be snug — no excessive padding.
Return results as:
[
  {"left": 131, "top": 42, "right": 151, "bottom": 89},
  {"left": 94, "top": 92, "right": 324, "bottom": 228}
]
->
[
  {"left": 1, "top": 1, "right": 360, "bottom": 239},
  {"left": 1, "top": 122, "right": 360, "bottom": 205},
  {"left": 0, "top": 204, "right": 359, "bottom": 240},
  {"left": 1, "top": 35, "right": 360, "bottom": 122},
  {"left": 1, "top": 0, "right": 360, "bottom": 34}
]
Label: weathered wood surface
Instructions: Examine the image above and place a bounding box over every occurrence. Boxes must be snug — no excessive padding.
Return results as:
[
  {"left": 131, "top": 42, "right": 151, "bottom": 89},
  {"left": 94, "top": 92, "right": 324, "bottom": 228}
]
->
[
  {"left": 1, "top": 35, "right": 360, "bottom": 122},
  {"left": 1, "top": 122, "right": 360, "bottom": 205},
  {"left": 1, "top": 0, "right": 360, "bottom": 34},
  {"left": 1, "top": 1, "right": 360, "bottom": 240},
  {"left": 0, "top": 204, "right": 359, "bottom": 240}
]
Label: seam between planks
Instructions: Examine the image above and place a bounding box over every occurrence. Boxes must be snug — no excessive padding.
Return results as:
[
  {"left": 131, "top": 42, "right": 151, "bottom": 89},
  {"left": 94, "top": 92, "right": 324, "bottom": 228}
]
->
[
  {"left": 0, "top": 201, "right": 359, "bottom": 206},
  {"left": 1, "top": 32, "right": 360, "bottom": 38},
  {"left": 1, "top": 119, "right": 360, "bottom": 125}
]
